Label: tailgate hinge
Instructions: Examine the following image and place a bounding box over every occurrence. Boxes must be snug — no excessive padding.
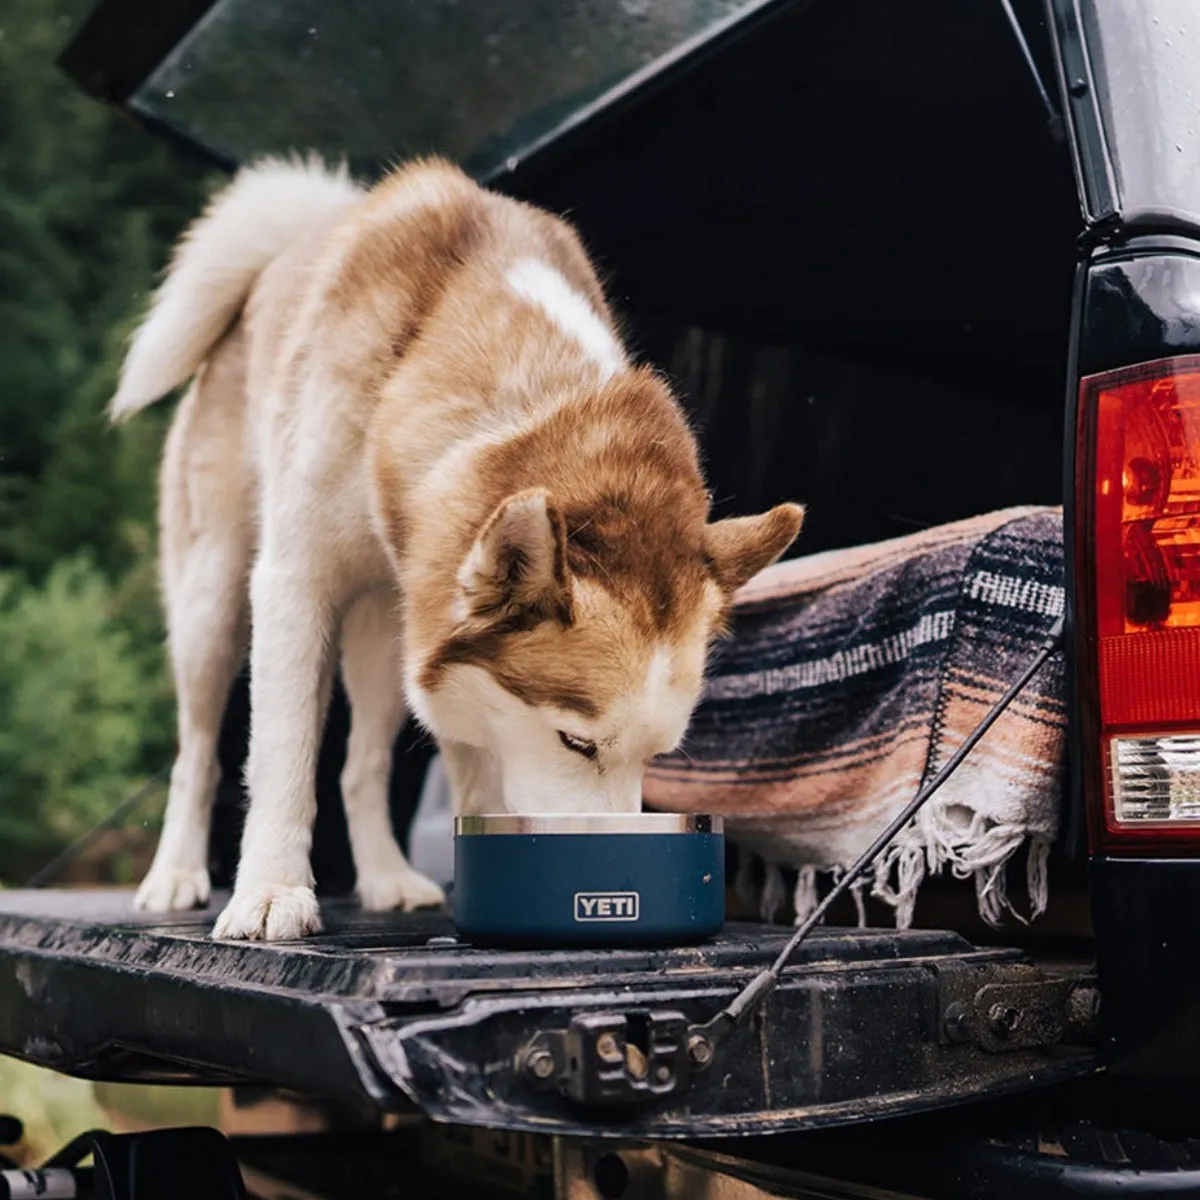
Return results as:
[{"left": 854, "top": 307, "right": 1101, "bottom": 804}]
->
[{"left": 938, "top": 963, "right": 1099, "bottom": 1053}]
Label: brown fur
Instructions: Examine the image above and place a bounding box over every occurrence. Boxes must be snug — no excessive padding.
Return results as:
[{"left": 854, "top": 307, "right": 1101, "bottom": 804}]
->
[{"left": 118, "top": 153, "right": 804, "bottom": 938}]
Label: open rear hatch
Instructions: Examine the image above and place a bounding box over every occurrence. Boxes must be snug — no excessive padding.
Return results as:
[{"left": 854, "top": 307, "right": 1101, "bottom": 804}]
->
[{"left": 0, "top": 890, "right": 1094, "bottom": 1137}]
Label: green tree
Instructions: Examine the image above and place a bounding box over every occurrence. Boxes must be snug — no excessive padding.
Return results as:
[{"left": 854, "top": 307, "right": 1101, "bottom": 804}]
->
[
  {"left": 0, "top": 0, "right": 212, "bottom": 577},
  {"left": 0, "top": 0, "right": 214, "bottom": 876},
  {"left": 0, "top": 556, "right": 157, "bottom": 877}
]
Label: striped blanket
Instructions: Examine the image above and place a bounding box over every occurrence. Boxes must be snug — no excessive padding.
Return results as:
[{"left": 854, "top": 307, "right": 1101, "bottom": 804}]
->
[{"left": 644, "top": 507, "right": 1067, "bottom": 929}]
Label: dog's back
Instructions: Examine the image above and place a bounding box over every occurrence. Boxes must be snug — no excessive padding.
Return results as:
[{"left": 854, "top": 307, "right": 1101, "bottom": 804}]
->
[{"left": 130, "top": 155, "right": 619, "bottom": 487}]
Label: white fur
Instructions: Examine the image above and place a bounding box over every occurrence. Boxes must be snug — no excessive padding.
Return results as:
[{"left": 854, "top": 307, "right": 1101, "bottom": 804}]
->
[
  {"left": 135, "top": 370, "right": 251, "bottom": 916},
  {"left": 211, "top": 375, "right": 436, "bottom": 940},
  {"left": 126, "top": 161, "right": 444, "bottom": 940},
  {"left": 123, "top": 159, "right": 733, "bottom": 943},
  {"left": 111, "top": 156, "right": 361, "bottom": 420},
  {"left": 337, "top": 589, "right": 445, "bottom": 913},
  {"left": 408, "top": 638, "right": 697, "bottom": 817},
  {"left": 505, "top": 258, "right": 625, "bottom": 381}
]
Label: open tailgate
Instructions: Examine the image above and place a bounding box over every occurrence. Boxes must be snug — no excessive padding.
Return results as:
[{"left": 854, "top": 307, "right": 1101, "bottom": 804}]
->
[{"left": 0, "top": 889, "right": 1095, "bottom": 1138}]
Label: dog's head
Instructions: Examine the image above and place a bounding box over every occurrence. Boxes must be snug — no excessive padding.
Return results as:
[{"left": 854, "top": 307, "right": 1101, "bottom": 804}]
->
[{"left": 407, "top": 451, "right": 803, "bottom": 814}]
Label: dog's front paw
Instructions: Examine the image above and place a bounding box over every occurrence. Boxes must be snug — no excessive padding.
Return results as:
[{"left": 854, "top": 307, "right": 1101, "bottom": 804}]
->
[
  {"left": 357, "top": 866, "right": 446, "bottom": 913},
  {"left": 134, "top": 866, "right": 211, "bottom": 912},
  {"left": 212, "top": 883, "right": 322, "bottom": 941}
]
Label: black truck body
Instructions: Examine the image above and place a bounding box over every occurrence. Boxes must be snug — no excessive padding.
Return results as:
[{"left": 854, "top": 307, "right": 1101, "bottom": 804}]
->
[{"left": 4, "top": 0, "right": 1200, "bottom": 1194}]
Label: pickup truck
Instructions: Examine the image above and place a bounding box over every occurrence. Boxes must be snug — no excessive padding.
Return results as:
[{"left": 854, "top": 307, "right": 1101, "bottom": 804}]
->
[{"left": 3, "top": 0, "right": 1199, "bottom": 1196}]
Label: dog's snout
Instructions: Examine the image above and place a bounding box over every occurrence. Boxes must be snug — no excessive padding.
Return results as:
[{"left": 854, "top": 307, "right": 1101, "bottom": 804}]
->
[{"left": 500, "top": 775, "right": 643, "bottom": 815}]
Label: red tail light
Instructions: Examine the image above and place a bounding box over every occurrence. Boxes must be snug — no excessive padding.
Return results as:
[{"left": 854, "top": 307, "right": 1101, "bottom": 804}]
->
[{"left": 1078, "top": 355, "right": 1200, "bottom": 853}]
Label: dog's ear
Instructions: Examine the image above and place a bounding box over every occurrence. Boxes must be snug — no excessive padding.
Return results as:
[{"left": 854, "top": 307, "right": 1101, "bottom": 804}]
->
[
  {"left": 456, "top": 488, "right": 574, "bottom": 627},
  {"left": 705, "top": 502, "right": 805, "bottom": 595}
]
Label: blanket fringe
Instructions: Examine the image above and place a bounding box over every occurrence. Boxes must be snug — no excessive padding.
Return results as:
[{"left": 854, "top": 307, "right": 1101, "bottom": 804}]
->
[
  {"left": 870, "top": 837, "right": 926, "bottom": 930},
  {"left": 738, "top": 820, "right": 1053, "bottom": 931}
]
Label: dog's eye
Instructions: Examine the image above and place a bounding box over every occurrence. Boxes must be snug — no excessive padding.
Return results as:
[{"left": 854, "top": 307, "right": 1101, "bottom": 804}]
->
[{"left": 558, "top": 731, "right": 598, "bottom": 760}]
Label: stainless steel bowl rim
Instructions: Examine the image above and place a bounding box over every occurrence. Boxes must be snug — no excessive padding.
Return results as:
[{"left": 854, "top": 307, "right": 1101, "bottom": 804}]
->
[{"left": 454, "top": 813, "right": 723, "bottom": 836}]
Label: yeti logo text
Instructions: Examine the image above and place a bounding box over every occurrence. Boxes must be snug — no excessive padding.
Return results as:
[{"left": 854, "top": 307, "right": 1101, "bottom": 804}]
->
[{"left": 574, "top": 892, "right": 640, "bottom": 922}]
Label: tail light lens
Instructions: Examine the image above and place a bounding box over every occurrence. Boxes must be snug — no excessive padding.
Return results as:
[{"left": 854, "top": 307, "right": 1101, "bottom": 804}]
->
[{"left": 1078, "top": 355, "right": 1200, "bottom": 853}]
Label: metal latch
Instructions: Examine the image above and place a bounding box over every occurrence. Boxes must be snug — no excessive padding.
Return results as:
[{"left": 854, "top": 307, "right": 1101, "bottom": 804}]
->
[{"left": 517, "top": 1010, "right": 694, "bottom": 1107}]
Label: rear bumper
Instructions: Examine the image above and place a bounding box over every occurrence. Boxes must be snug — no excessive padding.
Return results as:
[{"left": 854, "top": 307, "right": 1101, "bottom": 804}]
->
[
  {"left": 229, "top": 1106, "right": 1200, "bottom": 1199},
  {"left": 557, "top": 1128, "right": 1200, "bottom": 1199}
]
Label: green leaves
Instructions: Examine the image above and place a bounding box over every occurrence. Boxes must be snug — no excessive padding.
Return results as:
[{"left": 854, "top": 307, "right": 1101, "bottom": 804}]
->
[
  {"left": 0, "top": 0, "right": 214, "bottom": 879},
  {"left": 0, "top": 0, "right": 213, "bottom": 573},
  {"left": 0, "top": 556, "right": 167, "bottom": 877}
]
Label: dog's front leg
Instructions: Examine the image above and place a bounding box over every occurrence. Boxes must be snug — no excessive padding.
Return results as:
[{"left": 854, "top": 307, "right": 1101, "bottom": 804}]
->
[
  {"left": 212, "top": 556, "right": 337, "bottom": 941},
  {"left": 340, "top": 588, "right": 445, "bottom": 912}
]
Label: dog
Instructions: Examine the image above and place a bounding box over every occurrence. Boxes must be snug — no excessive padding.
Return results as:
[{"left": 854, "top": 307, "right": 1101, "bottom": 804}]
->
[{"left": 110, "top": 155, "right": 803, "bottom": 941}]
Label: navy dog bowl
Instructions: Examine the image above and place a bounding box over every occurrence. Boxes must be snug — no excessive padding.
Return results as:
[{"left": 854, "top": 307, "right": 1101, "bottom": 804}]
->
[{"left": 453, "top": 813, "right": 724, "bottom": 947}]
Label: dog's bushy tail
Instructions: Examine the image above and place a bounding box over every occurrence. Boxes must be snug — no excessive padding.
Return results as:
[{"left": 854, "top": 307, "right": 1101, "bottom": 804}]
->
[{"left": 109, "top": 154, "right": 362, "bottom": 422}]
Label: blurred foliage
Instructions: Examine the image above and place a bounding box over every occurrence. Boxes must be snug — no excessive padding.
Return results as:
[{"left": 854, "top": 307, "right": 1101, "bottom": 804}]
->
[
  {"left": 0, "top": 1056, "right": 219, "bottom": 1166},
  {"left": 0, "top": 1056, "right": 112, "bottom": 1165},
  {"left": 0, "top": 556, "right": 169, "bottom": 875},
  {"left": 0, "top": 0, "right": 216, "bottom": 880}
]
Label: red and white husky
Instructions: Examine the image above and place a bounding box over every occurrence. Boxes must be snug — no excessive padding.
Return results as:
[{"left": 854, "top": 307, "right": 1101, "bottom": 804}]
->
[{"left": 111, "top": 155, "right": 803, "bottom": 941}]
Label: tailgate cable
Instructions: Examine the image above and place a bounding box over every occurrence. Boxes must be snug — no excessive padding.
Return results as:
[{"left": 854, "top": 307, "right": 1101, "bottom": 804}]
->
[{"left": 694, "top": 613, "right": 1066, "bottom": 1051}]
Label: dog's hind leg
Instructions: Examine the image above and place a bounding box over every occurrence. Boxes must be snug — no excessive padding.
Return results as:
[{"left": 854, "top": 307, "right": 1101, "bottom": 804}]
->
[
  {"left": 339, "top": 588, "right": 445, "bottom": 912},
  {"left": 135, "top": 534, "right": 247, "bottom": 912},
  {"left": 136, "top": 341, "right": 252, "bottom": 912}
]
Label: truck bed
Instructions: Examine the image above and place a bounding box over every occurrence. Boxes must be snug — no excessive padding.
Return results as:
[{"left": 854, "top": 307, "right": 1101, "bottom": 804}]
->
[{"left": 0, "top": 889, "right": 1095, "bottom": 1139}]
